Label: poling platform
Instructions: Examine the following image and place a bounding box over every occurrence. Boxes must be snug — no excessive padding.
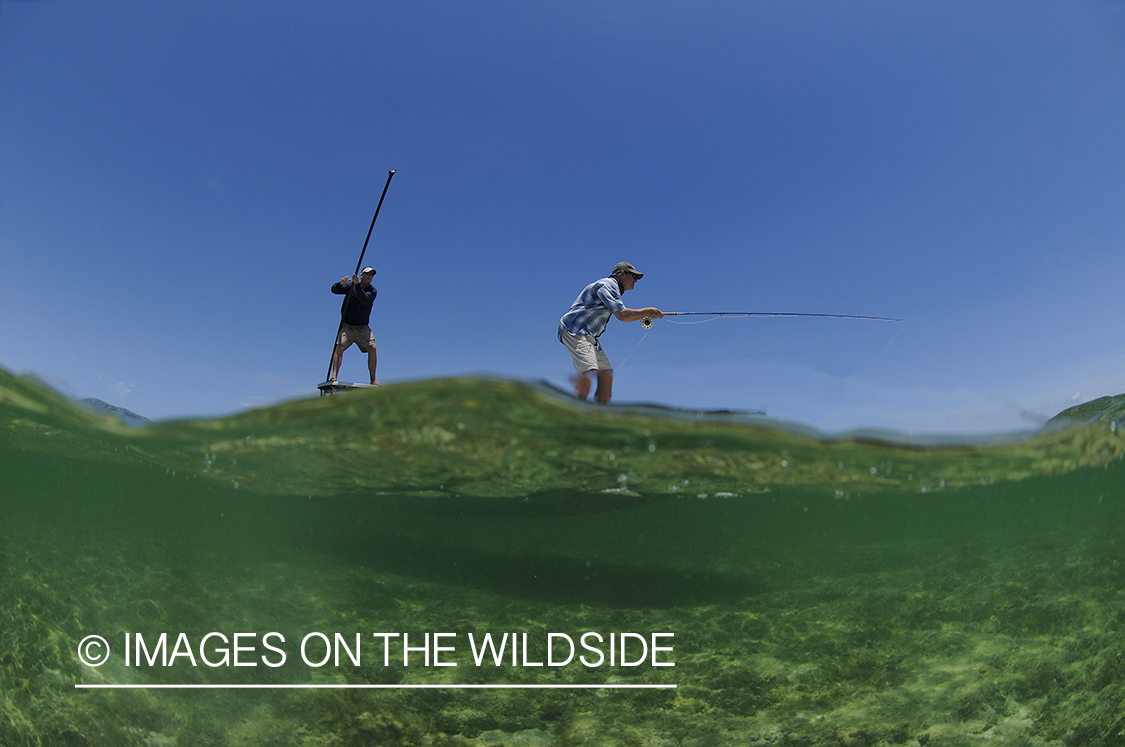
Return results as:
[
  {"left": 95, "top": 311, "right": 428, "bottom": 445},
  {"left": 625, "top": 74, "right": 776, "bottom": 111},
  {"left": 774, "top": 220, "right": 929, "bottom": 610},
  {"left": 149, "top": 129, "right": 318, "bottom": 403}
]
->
[{"left": 318, "top": 381, "right": 379, "bottom": 396}]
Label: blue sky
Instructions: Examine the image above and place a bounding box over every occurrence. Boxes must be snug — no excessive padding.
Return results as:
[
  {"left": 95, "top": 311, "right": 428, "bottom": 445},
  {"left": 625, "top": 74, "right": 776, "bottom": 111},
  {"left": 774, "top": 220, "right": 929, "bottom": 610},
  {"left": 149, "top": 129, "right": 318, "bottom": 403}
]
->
[{"left": 2, "top": 1, "right": 1125, "bottom": 434}]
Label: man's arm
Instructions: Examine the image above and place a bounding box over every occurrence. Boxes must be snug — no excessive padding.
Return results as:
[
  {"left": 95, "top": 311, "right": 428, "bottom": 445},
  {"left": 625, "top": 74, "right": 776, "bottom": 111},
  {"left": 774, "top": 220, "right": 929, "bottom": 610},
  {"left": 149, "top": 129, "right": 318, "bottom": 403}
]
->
[
  {"left": 330, "top": 275, "right": 355, "bottom": 295},
  {"left": 613, "top": 307, "right": 663, "bottom": 323}
]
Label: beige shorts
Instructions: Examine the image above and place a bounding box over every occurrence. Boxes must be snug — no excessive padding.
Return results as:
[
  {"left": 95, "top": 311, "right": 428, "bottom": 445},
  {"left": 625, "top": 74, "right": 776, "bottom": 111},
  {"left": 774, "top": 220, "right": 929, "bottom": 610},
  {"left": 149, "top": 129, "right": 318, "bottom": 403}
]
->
[
  {"left": 559, "top": 324, "right": 612, "bottom": 374},
  {"left": 337, "top": 324, "right": 376, "bottom": 352}
]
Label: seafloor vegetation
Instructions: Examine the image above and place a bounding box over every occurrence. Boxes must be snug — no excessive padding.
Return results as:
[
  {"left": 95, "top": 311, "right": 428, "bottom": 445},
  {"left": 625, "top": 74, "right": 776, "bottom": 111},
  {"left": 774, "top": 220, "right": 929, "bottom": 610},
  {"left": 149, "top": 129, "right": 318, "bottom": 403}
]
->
[
  {"left": 3, "top": 370, "right": 1125, "bottom": 746},
  {"left": 3, "top": 506, "right": 1125, "bottom": 747}
]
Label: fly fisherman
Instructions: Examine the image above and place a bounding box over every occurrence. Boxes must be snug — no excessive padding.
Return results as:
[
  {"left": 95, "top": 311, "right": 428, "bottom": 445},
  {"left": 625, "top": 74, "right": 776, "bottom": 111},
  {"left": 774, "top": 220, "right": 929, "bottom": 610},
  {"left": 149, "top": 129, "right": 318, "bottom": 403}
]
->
[
  {"left": 329, "top": 267, "right": 379, "bottom": 385},
  {"left": 558, "top": 262, "right": 663, "bottom": 404}
]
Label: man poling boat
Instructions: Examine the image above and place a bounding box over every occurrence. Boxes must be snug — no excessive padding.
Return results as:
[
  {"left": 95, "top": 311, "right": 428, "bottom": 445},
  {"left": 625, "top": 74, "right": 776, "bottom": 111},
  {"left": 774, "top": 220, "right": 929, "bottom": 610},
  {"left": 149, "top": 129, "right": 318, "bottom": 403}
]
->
[
  {"left": 640, "top": 311, "right": 904, "bottom": 328},
  {"left": 319, "top": 169, "right": 396, "bottom": 396}
]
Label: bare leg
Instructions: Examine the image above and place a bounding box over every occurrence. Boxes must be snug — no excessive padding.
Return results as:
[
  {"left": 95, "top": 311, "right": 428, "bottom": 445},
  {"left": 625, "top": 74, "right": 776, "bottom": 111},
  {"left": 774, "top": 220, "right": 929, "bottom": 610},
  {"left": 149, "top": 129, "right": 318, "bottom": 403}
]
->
[
  {"left": 594, "top": 369, "right": 613, "bottom": 404},
  {"left": 571, "top": 371, "right": 593, "bottom": 400},
  {"left": 367, "top": 346, "right": 380, "bottom": 385},
  {"left": 329, "top": 344, "right": 347, "bottom": 382}
]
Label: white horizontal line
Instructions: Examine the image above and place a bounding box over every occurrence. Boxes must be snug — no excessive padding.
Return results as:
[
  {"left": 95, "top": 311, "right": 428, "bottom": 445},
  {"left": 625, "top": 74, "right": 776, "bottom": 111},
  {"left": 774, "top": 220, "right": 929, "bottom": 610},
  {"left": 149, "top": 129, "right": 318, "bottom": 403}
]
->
[{"left": 76, "top": 683, "right": 676, "bottom": 690}]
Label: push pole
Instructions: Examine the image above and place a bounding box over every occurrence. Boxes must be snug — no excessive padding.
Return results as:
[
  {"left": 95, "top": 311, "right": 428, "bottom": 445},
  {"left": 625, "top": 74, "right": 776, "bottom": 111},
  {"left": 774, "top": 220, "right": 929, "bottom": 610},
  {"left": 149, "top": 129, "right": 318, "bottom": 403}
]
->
[{"left": 323, "top": 169, "right": 396, "bottom": 386}]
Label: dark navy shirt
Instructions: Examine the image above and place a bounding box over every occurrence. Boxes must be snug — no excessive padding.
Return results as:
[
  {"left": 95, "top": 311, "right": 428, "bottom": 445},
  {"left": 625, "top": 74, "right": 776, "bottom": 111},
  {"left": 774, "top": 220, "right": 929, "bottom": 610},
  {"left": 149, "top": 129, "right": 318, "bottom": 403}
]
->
[{"left": 331, "top": 279, "right": 377, "bottom": 326}]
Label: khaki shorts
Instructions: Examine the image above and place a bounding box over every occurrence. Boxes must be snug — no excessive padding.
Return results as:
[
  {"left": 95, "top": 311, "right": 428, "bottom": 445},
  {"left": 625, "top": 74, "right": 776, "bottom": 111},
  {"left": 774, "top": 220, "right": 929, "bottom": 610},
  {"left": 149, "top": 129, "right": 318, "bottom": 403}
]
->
[
  {"left": 559, "top": 324, "right": 612, "bottom": 374},
  {"left": 338, "top": 324, "right": 376, "bottom": 352}
]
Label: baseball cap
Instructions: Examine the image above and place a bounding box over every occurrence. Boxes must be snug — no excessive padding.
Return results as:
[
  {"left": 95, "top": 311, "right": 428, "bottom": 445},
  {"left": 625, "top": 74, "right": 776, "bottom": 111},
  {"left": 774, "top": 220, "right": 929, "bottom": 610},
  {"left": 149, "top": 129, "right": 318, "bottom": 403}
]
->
[{"left": 612, "top": 261, "right": 643, "bottom": 279}]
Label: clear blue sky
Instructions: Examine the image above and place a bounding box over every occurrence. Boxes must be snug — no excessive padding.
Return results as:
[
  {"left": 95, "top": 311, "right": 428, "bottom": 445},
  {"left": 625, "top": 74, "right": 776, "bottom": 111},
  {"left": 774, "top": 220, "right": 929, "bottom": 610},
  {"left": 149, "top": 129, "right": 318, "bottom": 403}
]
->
[{"left": 3, "top": 1, "right": 1125, "bottom": 434}]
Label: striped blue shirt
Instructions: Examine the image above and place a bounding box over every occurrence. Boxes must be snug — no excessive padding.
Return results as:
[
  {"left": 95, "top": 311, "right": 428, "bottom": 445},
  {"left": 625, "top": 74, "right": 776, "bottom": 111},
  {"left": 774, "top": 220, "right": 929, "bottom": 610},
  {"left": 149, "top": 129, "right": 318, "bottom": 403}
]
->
[{"left": 559, "top": 277, "right": 625, "bottom": 338}]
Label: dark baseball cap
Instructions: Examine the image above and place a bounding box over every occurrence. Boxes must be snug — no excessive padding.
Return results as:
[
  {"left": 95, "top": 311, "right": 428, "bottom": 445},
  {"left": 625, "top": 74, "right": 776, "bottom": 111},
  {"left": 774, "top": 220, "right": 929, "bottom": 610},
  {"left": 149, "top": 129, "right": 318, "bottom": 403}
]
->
[{"left": 612, "top": 261, "right": 643, "bottom": 279}]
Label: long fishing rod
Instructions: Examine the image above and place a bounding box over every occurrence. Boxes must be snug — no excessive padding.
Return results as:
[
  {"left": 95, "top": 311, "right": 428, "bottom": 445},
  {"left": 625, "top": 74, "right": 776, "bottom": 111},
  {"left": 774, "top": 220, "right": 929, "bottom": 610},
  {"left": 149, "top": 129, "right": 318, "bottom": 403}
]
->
[
  {"left": 641, "top": 311, "right": 903, "bottom": 328},
  {"left": 323, "top": 169, "right": 396, "bottom": 386}
]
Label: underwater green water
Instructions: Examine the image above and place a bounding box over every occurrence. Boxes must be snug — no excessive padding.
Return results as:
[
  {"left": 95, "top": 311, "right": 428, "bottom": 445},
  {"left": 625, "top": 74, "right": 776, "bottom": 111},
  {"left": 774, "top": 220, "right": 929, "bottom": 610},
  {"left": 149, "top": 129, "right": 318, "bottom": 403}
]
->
[{"left": 2, "top": 368, "right": 1125, "bottom": 746}]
